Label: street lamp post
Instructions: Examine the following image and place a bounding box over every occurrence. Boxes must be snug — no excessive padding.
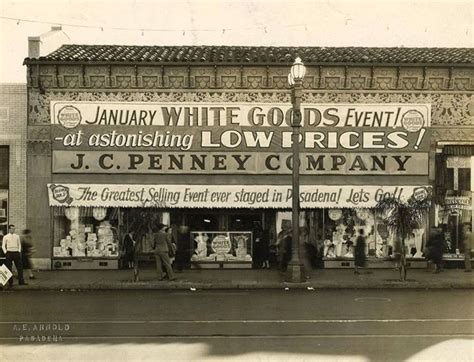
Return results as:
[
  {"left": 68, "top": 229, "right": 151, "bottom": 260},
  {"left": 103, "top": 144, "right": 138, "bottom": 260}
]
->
[{"left": 287, "top": 57, "right": 306, "bottom": 283}]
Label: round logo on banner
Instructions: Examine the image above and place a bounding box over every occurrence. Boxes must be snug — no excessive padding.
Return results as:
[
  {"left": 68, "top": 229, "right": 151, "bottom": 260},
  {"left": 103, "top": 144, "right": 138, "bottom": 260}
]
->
[
  {"left": 328, "top": 209, "right": 343, "bottom": 221},
  {"left": 401, "top": 110, "right": 425, "bottom": 132},
  {"left": 49, "top": 184, "right": 73, "bottom": 205},
  {"left": 413, "top": 187, "right": 429, "bottom": 202},
  {"left": 57, "top": 105, "right": 82, "bottom": 129},
  {"left": 211, "top": 234, "right": 232, "bottom": 254}
]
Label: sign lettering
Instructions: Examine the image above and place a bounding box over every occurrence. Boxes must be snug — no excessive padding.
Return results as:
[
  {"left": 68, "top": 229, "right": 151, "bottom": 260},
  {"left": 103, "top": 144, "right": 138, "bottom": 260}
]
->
[
  {"left": 52, "top": 151, "right": 428, "bottom": 175},
  {"left": 47, "top": 184, "right": 431, "bottom": 209},
  {"left": 50, "top": 102, "right": 431, "bottom": 176}
]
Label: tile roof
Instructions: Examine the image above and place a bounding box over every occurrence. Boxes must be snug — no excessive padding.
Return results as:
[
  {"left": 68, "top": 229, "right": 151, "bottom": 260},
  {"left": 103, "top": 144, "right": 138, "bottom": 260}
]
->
[{"left": 25, "top": 45, "right": 474, "bottom": 65}]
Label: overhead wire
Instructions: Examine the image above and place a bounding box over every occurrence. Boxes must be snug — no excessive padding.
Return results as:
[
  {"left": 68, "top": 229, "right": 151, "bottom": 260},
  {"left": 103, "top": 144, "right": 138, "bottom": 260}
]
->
[{"left": 1, "top": 15, "right": 307, "bottom": 34}]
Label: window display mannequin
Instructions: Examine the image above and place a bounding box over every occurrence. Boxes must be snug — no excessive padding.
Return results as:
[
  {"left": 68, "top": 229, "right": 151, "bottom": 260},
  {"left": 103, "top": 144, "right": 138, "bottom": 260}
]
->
[
  {"left": 344, "top": 239, "right": 354, "bottom": 258},
  {"left": 412, "top": 229, "right": 425, "bottom": 258},
  {"left": 333, "top": 224, "right": 345, "bottom": 257},
  {"left": 235, "top": 237, "right": 247, "bottom": 258},
  {"left": 354, "top": 228, "right": 367, "bottom": 274},
  {"left": 122, "top": 230, "right": 136, "bottom": 269},
  {"left": 194, "top": 233, "right": 208, "bottom": 258},
  {"left": 324, "top": 238, "right": 336, "bottom": 258}
]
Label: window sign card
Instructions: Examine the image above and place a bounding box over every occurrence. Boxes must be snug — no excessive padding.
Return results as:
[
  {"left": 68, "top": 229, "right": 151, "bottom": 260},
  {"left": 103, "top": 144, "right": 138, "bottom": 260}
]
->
[
  {"left": 191, "top": 231, "right": 253, "bottom": 263},
  {"left": 0, "top": 264, "right": 13, "bottom": 286}
]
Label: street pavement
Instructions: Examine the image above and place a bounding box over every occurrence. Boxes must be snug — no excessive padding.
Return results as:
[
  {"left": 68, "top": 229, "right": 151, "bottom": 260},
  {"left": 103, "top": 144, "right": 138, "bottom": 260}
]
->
[
  {"left": 0, "top": 289, "right": 473, "bottom": 361},
  {"left": 0, "top": 266, "right": 473, "bottom": 291}
]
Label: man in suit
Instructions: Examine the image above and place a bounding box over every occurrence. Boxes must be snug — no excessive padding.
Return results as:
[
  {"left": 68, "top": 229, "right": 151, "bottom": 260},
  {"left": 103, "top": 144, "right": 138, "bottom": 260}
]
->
[{"left": 153, "top": 223, "right": 175, "bottom": 281}]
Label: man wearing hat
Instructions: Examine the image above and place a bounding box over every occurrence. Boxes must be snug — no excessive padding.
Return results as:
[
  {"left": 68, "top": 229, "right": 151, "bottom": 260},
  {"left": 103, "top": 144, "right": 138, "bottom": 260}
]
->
[{"left": 152, "top": 223, "right": 175, "bottom": 281}]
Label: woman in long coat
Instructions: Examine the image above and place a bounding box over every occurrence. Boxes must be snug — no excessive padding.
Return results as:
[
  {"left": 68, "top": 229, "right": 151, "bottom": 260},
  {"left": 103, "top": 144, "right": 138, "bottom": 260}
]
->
[
  {"left": 354, "top": 229, "right": 367, "bottom": 274},
  {"left": 425, "top": 227, "right": 444, "bottom": 273},
  {"left": 123, "top": 231, "right": 136, "bottom": 269}
]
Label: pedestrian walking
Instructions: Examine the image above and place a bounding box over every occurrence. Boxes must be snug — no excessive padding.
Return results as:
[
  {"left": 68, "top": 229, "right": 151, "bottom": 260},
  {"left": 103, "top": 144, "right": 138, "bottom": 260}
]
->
[
  {"left": 21, "top": 229, "right": 35, "bottom": 279},
  {"left": 122, "top": 230, "right": 136, "bottom": 269},
  {"left": 313, "top": 233, "right": 325, "bottom": 269},
  {"left": 299, "top": 226, "right": 315, "bottom": 279},
  {"left": 1, "top": 224, "right": 27, "bottom": 287},
  {"left": 425, "top": 227, "right": 444, "bottom": 273},
  {"left": 152, "top": 223, "right": 175, "bottom": 281},
  {"left": 165, "top": 226, "right": 177, "bottom": 267},
  {"left": 277, "top": 227, "right": 292, "bottom": 272},
  {"left": 462, "top": 224, "right": 472, "bottom": 272},
  {"left": 354, "top": 228, "right": 367, "bottom": 274},
  {"left": 252, "top": 222, "right": 262, "bottom": 268},
  {"left": 253, "top": 222, "right": 271, "bottom": 269},
  {"left": 260, "top": 228, "right": 270, "bottom": 269}
]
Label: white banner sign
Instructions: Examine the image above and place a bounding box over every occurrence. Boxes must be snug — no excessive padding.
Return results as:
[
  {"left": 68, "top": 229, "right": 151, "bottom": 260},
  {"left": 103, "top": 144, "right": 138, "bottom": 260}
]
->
[
  {"left": 51, "top": 101, "right": 431, "bottom": 128},
  {"left": 48, "top": 183, "right": 430, "bottom": 209}
]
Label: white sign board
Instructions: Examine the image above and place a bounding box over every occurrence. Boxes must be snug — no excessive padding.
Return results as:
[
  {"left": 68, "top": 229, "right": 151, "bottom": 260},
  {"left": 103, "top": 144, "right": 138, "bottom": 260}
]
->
[
  {"left": 50, "top": 101, "right": 431, "bottom": 128},
  {"left": 0, "top": 264, "right": 12, "bottom": 286}
]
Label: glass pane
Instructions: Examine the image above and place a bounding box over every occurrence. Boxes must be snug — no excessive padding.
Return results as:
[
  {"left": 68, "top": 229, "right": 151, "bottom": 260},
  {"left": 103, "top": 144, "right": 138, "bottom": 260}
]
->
[
  {"left": 321, "top": 208, "right": 380, "bottom": 258},
  {"left": 459, "top": 168, "right": 471, "bottom": 191},
  {"left": 53, "top": 207, "right": 119, "bottom": 258},
  {"left": 0, "top": 147, "right": 8, "bottom": 188},
  {"left": 0, "top": 190, "right": 7, "bottom": 238},
  {"left": 446, "top": 168, "right": 455, "bottom": 190}
]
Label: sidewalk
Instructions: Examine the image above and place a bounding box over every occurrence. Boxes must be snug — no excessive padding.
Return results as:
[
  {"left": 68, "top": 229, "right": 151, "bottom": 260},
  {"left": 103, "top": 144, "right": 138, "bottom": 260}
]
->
[{"left": 2, "top": 267, "right": 473, "bottom": 291}]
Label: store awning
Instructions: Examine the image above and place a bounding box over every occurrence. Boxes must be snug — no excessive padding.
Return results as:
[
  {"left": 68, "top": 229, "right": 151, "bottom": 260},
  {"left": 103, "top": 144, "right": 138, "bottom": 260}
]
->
[
  {"left": 442, "top": 145, "right": 474, "bottom": 156},
  {"left": 47, "top": 183, "right": 431, "bottom": 209}
]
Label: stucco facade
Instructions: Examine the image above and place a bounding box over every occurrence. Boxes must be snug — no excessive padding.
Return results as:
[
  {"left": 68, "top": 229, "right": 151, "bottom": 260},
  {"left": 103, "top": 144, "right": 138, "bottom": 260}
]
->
[
  {"left": 24, "top": 46, "right": 473, "bottom": 269},
  {"left": 0, "top": 84, "right": 28, "bottom": 262}
]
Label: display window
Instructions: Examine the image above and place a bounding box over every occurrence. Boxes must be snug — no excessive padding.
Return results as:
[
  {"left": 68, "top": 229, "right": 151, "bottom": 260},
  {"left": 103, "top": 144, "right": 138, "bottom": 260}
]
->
[
  {"left": 305, "top": 208, "right": 424, "bottom": 260},
  {"left": 53, "top": 207, "right": 119, "bottom": 258},
  {"left": 437, "top": 193, "right": 472, "bottom": 254},
  {"left": 0, "top": 190, "right": 8, "bottom": 238},
  {"left": 0, "top": 146, "right": 9, "bottom": 239},
  {"left": 320, "top": 208, "right": 375, "bottom": 258},
  {"left": 169, "top": 210, "right": 262, "bottom": 268},
  {"left": 437, "top": 155, "right": 473, "bottom": 255}
]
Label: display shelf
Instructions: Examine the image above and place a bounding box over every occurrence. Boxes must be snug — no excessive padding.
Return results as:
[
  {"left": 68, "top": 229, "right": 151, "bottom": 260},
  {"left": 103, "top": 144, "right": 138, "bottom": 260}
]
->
[
  {"left": 52, "top": 258, "right": 118, "bottom": 270},
  {"left": 191, "top": 261, "right": 252, "bottom": 269},
  {"left": 323, "top": 257, "right": 428, "bottom": 269}
]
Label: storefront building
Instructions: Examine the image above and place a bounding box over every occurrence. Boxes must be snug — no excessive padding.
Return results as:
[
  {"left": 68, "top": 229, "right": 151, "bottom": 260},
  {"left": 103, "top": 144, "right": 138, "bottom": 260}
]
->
[
  {"left": 0, "top": 84, "right": 27, "bottom": 261},
  {"left": 24, "top": 46, "right": 473, "bottom": 270}
]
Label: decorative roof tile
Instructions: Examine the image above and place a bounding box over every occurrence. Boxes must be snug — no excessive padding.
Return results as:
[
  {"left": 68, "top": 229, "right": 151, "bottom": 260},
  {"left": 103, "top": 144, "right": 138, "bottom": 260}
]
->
[{"left": 25, "top": 45, "right": 474, "bottom": 65}]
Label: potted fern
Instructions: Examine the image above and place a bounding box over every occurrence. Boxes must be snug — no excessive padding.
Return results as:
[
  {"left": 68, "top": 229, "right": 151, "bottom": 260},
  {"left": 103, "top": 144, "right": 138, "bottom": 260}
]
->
[{"left": 375, "top": 191, "right": 431, "bottom": 281}]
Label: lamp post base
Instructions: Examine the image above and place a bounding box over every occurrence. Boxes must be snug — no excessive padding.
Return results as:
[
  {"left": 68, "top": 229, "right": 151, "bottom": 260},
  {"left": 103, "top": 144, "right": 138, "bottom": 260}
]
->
[{"left": 285, "top": 262, "right": 305, "bottom": 283}]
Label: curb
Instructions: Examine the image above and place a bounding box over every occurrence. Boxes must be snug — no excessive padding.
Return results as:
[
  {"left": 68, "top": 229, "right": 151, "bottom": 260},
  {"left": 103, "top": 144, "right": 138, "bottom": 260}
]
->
[{"left": 2, "top": 281, "right": 473, "bottom": 291}]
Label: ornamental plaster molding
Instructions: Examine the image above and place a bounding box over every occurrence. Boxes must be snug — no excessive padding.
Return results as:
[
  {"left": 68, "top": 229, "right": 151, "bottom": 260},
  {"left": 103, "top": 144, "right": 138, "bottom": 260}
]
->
[
  {"left": 431, "top": 128, "right": 474, "bottom": 143},
  {"left": 27, "top": 141, "right": 51, "bottom": 156}
]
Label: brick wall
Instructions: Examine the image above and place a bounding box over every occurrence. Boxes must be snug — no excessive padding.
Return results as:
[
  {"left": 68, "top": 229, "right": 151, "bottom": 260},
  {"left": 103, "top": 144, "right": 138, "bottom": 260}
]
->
[{"left": 0, "top": 84, "right": 27, "bottom": 233}]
